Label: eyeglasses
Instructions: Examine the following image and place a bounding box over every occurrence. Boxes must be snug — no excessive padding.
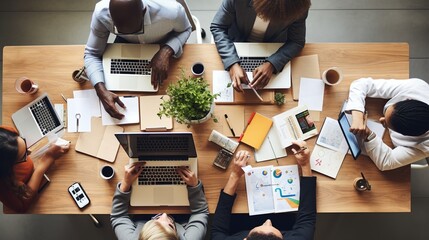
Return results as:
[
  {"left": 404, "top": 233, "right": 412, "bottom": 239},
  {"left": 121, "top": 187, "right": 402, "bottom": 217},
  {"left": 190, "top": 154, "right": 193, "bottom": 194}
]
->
[
  {"left": 151, "top": 213, "right": 176, "bottom": 230},
  {"left": 113, "top": 22, "right": 144, "bottom": 35},
  {"left": 15, "top": 138, "right": 30, "bottom": 164}
]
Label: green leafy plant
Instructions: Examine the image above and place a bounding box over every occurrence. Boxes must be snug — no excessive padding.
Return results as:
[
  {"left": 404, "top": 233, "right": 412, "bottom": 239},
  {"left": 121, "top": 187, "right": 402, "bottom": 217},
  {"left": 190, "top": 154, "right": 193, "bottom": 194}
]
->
[
  {"left": 158, "top": 69, "right": 219, "bottom": 126},
  {"left": 274, "top": 92, "right": 285, "bottom": 105}
]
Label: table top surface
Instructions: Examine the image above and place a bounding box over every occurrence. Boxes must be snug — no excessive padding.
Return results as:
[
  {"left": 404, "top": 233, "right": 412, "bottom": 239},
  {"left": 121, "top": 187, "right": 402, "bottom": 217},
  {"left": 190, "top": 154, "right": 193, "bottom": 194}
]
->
[{"left": 2, "top": 43, "right": 410, "bottom": 214}]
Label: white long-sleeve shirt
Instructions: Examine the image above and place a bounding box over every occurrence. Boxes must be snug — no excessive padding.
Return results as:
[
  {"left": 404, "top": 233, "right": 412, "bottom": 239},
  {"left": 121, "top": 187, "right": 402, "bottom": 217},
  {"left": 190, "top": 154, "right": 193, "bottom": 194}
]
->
[
  {"left": 84, "top": 0, "right": 192, "bottom": 86},
  {"left": 346, "top": 78, "right": 429, "bottom": 171}
]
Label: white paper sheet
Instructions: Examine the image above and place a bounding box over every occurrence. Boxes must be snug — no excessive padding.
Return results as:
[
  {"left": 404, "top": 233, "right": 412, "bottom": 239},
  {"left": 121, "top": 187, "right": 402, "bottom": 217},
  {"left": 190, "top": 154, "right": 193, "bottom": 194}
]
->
[
  {"left": 298, "top": 78, "right": 325, "bottom": 111},
  {"left": 255, "top": 127, "right": 287, "bottom": 162},
  {"left": 73, "top": 89, "right": 101, "bottom": 117},
  {"left": 67, "top": 98, "right": 92, "bottom": 132},
  {"left": 212, "top": 70, "right": 234, "bottom": 102},
  {"left": 101, "top": 96, "right": 139, "bottom": 125}
]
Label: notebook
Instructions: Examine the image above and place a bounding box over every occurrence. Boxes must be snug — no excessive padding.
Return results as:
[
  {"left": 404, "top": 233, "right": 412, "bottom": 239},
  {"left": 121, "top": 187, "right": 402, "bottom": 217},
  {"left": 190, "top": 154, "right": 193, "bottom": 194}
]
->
[
  {"left": 115, "top": 132, "right": 198, "bottom": 206},
  {"left": 102, "top": 43, "right": 160, "bottom": 92},
  {"left": 12, "top": 93, "right": 64, "bottom": 147},
  {"left": 234, "top": 42, "right": 291, "bottom": 89},
  {"left": 239, "top": 112, "right": 273, "bottom": 150}
]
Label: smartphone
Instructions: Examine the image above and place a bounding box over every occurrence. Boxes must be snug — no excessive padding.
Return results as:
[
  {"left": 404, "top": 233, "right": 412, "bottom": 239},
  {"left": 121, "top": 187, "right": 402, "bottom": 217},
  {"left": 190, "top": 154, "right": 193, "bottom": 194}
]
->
[{"left": 68, "top": 182, "right": 90, "bottom": 209}]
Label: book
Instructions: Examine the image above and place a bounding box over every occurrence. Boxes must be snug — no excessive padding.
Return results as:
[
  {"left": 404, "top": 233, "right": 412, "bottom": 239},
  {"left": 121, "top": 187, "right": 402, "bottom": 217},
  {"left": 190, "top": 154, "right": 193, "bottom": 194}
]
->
[
  {"left": 310, "top": 117, "right": 349, "bottom": 179},
  {"left": 75, "top": 117, "right": 123, "bottom": 162},
  {"left": 272, "top": 105, "right": 318, "bottom": 148},
  {"left": 140, "top": 95, "right": 173, "bottom": 131},
  {"left": 239, "top": 112, "right": 273, "bottom": 150},
  {"left": 242, "top": 165, "right": 300, "bottom": 216},
  {"left": 254, "top": 126, "right": 287, "bottom": 162}
]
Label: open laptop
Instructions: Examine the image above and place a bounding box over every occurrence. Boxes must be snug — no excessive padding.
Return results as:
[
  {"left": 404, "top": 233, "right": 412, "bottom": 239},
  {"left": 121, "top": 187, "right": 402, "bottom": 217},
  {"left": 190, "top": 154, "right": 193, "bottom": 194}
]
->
[
  {"left": 234, "top": 42, "right": 291, "bottom": 89},
  {"left": 115, "top": 132, "right": 198, "bottom": 206},
  {"left": 12, "top": 93, "right": 64, "bottom": 147},
  {"left": 102, "top": 43, "right": 160, "bottom": 92}
]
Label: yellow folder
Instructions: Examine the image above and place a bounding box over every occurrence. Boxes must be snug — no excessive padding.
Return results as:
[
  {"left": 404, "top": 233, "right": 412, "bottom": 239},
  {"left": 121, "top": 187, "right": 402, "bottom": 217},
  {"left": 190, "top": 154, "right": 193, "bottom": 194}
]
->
[{"left": 239, "top": 112, "right": 273, "bottom": 150}]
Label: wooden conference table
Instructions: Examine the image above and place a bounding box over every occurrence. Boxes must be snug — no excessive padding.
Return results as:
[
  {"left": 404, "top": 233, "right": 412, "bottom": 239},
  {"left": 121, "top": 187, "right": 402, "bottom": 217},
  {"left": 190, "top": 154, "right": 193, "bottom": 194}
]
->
[{"left": 2, "top": 43, "right": 410, "bottom": 214}]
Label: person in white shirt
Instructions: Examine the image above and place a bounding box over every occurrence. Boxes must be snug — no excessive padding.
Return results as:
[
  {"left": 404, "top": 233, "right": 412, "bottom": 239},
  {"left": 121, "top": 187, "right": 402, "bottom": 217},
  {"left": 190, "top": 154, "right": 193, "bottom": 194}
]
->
[
  {"left": 84, "top": 0, "right": 191, "bottom": 119},
  {"left": 346, "top": 78, "right": 429, "bottom": 171}
]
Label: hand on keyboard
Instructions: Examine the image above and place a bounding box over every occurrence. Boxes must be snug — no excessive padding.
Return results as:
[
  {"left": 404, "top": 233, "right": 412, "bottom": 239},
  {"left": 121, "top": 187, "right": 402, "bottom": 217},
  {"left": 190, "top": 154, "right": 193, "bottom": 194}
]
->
[
  {"left": 121, "top": 161, "right": 146, "bottom": 192},
  {"left": 229, "top": 63, "right": 249, "bottom": 92},
  {"left": 177, "top": 167, "right": 198, "bottom": 187},
  {"left": 252, "top": 62, "right": 274, "bottom": 89}
]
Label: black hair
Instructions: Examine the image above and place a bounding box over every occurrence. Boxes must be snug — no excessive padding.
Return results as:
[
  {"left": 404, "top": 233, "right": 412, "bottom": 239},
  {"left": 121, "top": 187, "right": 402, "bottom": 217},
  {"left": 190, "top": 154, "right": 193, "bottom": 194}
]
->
[
  {"left": 390, "top": 99, "right": 429, "bottom": 136},
  {"left": 247, "top": 231, "right": 282, "bottom": 240},
  {"left": 0, "top": 127, "right": 20, "bottom": 181}
]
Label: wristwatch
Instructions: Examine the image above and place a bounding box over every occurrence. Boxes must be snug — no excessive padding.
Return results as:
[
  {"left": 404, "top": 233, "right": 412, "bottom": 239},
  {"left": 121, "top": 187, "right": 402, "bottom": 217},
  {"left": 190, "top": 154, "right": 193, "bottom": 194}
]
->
[{"left": 365, "top": 131, "right": 376, "bottom": 142}]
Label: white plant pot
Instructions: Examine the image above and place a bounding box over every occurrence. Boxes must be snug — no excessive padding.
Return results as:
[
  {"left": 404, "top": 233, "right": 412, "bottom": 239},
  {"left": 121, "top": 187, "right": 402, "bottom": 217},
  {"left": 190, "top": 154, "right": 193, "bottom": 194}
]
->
[{"left": 188, "top": 101, "right": 215, "bottom": 125}]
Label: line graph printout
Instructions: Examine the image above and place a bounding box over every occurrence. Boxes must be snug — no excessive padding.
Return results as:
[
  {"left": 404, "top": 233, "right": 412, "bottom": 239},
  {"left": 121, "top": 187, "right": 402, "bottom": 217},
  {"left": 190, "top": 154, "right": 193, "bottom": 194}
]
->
[{"left": 243, "top": 165, "right": 300, "bottom": 215}]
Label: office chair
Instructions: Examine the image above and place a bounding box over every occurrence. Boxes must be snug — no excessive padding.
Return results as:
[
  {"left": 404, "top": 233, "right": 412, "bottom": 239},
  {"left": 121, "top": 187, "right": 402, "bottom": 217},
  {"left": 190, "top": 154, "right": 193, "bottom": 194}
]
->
[
  {"left": 411, "top": 157, "right": 429, "bottom": 170},
  {"left": 176, "top": 0, "right": 205, "bottom": 44}
]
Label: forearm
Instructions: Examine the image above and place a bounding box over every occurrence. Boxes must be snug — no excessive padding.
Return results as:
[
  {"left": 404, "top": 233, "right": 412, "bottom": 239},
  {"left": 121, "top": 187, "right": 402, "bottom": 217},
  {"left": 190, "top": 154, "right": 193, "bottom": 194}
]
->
[
  {"left": 223, "top": 174, "right": 241, "bottom": 196},
  {"left": 110, "top": 183, "right": 135, "bottom": 235}
]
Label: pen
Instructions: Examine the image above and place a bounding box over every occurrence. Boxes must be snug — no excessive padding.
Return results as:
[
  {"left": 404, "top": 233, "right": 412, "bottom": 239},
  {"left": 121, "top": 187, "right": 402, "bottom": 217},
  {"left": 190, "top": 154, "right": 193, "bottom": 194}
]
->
[
  {"left": 248, "top": 84, "right": 264, "bottom": 101},
  {"left": 224, "top": 114, "right": 236, "bottom": 137},
  {"left": 293, "top": 146, "right": 308, "bottom": 155},
  {"left": 60, "top": 93, "right": 67, "bottom": 103}
]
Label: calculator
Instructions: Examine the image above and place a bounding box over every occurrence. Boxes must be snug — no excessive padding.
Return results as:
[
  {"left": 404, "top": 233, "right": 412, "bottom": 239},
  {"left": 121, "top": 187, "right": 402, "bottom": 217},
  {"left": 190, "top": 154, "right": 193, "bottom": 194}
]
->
[{"left": 213, "top": 148, "right": 233, "bottom": 170}]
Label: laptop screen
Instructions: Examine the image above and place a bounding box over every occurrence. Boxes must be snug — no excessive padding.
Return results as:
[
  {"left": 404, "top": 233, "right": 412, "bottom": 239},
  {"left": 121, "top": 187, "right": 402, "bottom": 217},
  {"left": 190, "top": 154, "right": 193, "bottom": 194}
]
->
[
  {"left": 338, "top": 112, "right": 361, "bottom": 159},
  {"left": 115, "top": 132, "right": 197, "bottom": 159}
]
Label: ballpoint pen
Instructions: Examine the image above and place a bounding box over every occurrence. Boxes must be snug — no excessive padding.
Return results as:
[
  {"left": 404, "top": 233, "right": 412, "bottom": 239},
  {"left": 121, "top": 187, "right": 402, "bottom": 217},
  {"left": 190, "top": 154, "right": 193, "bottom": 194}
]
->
[
  {"left": 247, "top": 83, "right": 264, "bottom": 101},
  {"left": 224, "top": 114, "right": 236, "bottom": 137}
]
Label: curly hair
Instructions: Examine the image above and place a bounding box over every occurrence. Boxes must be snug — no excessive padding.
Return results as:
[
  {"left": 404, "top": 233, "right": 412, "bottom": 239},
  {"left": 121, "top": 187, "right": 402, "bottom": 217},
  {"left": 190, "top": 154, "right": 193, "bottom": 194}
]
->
[{"left": 252, "top": 0, "right": 311, "bottom": 22}]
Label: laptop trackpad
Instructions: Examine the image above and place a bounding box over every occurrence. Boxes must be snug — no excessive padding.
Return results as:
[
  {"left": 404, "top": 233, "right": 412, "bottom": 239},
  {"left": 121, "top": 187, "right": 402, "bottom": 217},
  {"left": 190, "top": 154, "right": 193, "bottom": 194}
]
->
[
  {"left": 121, "top": 45, "right": 141, "bottom": 58},
  {"left": 154, "top": 188, "right": 173, "bottom": 205}
]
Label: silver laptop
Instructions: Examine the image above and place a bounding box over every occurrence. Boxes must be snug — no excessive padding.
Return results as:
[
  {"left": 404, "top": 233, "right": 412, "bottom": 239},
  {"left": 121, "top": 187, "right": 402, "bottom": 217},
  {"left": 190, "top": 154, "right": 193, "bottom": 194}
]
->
[
  {"left": 115, "top": 132, "right": 198, "bottom": 206},
  {"left": 102, "top": 43, "right": 160, "bottom": 92},
  {"left": 234, "top": 42, "right": 291, "bottom": 89},
  {"left": 12, "top": 93, "right": 64, "bottom": 147}
]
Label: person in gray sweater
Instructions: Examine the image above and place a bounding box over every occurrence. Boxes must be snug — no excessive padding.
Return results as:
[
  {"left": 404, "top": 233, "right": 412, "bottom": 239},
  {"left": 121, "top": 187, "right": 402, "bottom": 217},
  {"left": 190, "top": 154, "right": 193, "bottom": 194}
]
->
[{"left": 110, "top": 162, "right": 209, "bottom": 240}]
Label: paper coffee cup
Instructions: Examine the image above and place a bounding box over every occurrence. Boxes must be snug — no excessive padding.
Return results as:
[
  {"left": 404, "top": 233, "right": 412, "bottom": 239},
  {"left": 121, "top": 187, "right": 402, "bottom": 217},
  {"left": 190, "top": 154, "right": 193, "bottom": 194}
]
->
[
  {"left": 322, "top": 67, "right": 343, "bottom": 86},
  {"left": 15, "top": 77, "right": 38, "bottom": 94},
  {"left": 100, "top": 165, "right": 115, "bottom": 180},
  {"left": 353, "top": 178, "right": 368, "bottom": 191},
  {"left": 191, "top": 62, "right": 205, "bottom": 76}
]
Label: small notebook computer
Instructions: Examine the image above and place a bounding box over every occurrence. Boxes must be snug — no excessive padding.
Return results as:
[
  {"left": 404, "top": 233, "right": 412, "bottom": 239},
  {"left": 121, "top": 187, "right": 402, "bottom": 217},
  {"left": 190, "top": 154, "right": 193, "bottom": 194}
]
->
[
  {"left": 12, "top": 93, "right": 64, "bottom": 147},
  {"left": 115, "top": 132, "right": 198, "bottom": 206},
  {"left": 102, "top": 43, "right": 160, "bottom": 92},
  {"left": 234, "top": 42, "right": 291, "bottom": 89}
]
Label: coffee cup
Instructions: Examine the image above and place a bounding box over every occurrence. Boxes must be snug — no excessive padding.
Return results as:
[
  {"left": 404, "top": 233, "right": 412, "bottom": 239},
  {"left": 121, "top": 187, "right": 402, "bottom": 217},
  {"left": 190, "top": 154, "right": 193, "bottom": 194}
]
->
[
  {"left": 100, "top": 165, "right": 115, "bottom": 180},
  {"left": 191, "top": 62, "right": 205, "bottom": 76},
  {"left": 322, "top": 67, "right": 343, "bottom": 86},
  {"left": 353, "top": 177, "right": 370, "bottom": 191},
  {"left": 72, "top": 67, "right": 89, "bottom": 83},
  {"left": 15, "top": 77, "right": 39, "bottom": 94}
]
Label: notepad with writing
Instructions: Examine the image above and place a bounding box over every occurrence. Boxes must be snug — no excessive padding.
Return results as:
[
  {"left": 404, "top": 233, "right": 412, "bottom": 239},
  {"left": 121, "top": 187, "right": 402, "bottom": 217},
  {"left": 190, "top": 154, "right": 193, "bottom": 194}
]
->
[{"left": 239, "top": 112, "right": 272, "bottom": 150}]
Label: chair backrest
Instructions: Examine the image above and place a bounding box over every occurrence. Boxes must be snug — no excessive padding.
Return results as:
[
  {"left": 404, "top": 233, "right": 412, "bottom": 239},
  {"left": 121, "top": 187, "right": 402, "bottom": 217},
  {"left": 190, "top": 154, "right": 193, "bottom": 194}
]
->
[
  {"left": 411, "top": 157, "right": 429, "bottom": 170},
  {"left": 176, "top": 0, "right": 202, "bottom": 43}
]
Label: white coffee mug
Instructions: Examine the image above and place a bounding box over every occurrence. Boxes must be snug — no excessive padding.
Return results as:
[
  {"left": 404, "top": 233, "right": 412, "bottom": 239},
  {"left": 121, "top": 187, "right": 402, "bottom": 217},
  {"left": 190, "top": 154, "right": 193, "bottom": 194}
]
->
[
  {"left": 100, "top": 165, "right": 115, "bottom": 180},
  {"left": 15, "top": 77, "right": 39, "bottom": 94},
  {"left": 191, "top": 62, "right": 205, "bottom": 76},
  {"left": 322, "top": 67, "right": 343, "bottom": 86}
]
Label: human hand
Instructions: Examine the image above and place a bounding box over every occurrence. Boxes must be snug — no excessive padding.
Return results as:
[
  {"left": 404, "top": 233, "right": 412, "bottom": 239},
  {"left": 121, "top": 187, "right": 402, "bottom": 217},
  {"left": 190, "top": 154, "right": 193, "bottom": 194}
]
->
[
  {"left": 177, "top": 167, "right": 198, "bottom": 187},
  {"left": 350, "top": 110, "right": 366, "bottom": 137},
  {"left": 38, "top": 143, "right": 70, "bottom": 171},
  {"left": 251, "top": 62, "right": 274, "bottom": 90},
  {"left": 229, "top": 63, "right": 249, "bottom": 92},
  {"left": 121, "top": 162, "right": 145, "bottom": 192},
  {"left": 150, "top": 45, "right": 173, "bottom": 89},
  {"left": 95, "top": 82, "right": 125, "bottom": 120},
  {"left": 291, "top": 140, "right": 312, "bottom": 176},
  {"left": 231, "top": 150, "right": 249, "bottom": 178}
]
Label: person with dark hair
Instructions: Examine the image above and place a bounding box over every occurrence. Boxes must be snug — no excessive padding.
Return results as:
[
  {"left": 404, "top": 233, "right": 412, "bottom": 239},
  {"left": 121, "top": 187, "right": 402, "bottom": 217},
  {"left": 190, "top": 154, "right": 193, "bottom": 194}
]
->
[
  {"left": 210, "top": 0, "right": 311, "bottom": 91},
  {"left": 85, "top": 0, "right": 192, "bottom": 119},
  {"left": 346, "top": 78, "right": 429, "bottom": 171},
  {"left": 211, "top": 141, "right": 316, "bottom": 240},
  {"left": 0, "top": 126, "right": 69, "bottom": 212}
]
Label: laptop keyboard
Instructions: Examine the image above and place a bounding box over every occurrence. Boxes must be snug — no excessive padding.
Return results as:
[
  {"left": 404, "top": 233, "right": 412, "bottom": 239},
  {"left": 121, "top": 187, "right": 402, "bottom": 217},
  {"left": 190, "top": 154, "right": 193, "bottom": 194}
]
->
[
  {"left": 137, "top": 136, "right": 190, "bottom": 153},
  {"left": 110, "top": 59, "right": 151, "bottom": 75},
  {"left": 239, "top": 57, "right": 266, "bottom": 72},
  {"left": 138, "top": 166, "right": 188, "bottom": 185},
  {"left": 30, "top": 97, "right": 61, "bottom": 135}
]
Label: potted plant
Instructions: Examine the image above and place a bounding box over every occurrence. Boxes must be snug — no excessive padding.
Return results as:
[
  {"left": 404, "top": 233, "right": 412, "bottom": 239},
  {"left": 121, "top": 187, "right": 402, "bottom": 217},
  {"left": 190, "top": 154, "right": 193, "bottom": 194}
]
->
[{"left": 158, "top": 69, "right": 219, "bottom": 127}]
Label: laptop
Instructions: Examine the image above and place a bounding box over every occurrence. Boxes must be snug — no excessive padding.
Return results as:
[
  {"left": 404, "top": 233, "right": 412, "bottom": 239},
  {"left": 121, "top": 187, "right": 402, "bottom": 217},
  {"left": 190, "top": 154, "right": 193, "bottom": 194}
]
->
[
  {"left": 338, "top": 111, "right": 361, "bottom": 160},
  {"left": 102, "top": 43, "right": 160, "bottom": 92},
  {"left": 115, "top": 132, "right": 198, "bottom": 206},
  {"left": 12, "top": 93, "right": 64, "bottom": 147},
  {"left": 234, "top": 42, "right": 292, "bottom": 89}
]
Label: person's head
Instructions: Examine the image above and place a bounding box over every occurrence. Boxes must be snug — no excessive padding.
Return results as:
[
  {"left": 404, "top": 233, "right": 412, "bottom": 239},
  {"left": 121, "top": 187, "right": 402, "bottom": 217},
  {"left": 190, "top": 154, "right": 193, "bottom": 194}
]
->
[
  {"left": 252, "top": 0, "right": 311, "bottom": 22},
  {"left": 380, "top": 99, "right": 429, "bottom": 136},
  {"left": 109, "top": 0, "right": 145, "bottom": 34},
  {"left": 0, "top": 127, "right": 24, "bottom": 181},
  {"left": 139, "top": 213, "right": 178, "bottom": 240},
  {"left": 245, "top": 219, "right": 283, "bottom": 240}
]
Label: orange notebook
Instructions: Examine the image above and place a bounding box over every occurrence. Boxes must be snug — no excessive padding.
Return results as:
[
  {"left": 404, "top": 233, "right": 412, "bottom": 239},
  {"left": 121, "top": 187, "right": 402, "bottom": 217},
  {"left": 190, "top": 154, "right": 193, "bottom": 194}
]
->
[{"left": 239, "top": 112, "right": 273, "bottom": 150}]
